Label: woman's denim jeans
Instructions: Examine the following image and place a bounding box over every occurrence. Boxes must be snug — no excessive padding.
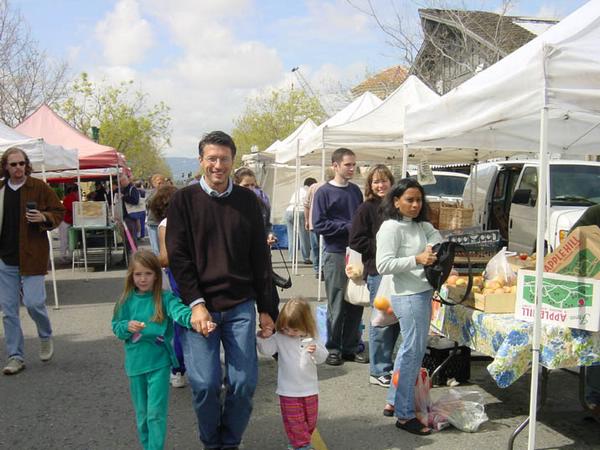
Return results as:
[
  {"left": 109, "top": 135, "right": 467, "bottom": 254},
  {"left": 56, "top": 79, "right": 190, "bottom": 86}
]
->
[
  {"left": 367, "top": 274, "right": 400, "bottom": 377},
  {"left": 385, "top": 289, "right": 432, "bottom": 419}
]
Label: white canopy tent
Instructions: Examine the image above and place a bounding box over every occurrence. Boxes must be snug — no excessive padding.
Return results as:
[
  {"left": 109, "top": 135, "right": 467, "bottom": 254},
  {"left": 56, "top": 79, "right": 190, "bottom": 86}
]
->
[
  {"left": 274, "top": 92, "right": 383, "bottom": 164},
  {"left": 404, "top": 1, "right": 600, "bottom": 448},
  {"left": 264, "top": 118, "right": 317, "bottom": 155},
  {"left": 1, "top": 122, "right": 80, "bottom": 309},
  {"left": 323, "top": 75, "right": 440, "bottom": 163},
  {"left": 0, "top": 122, "right": 78, "bottom": 172}
]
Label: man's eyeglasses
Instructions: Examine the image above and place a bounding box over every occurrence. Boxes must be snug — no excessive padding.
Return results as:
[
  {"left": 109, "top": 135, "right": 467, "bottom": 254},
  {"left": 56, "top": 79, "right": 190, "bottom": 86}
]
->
[
  {"left": 9, "top": 161, "right": 26, "bottom": 167},
  {"left": 203, "top": 156, "right": 232, "bottom": 165}
]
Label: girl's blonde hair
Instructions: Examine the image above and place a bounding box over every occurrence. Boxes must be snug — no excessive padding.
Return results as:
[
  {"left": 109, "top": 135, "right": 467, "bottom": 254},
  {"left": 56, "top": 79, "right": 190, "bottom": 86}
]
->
[
  {"left": 275, "top": 298, "right": 317, "bottom": 338},
  {"left": 114, "top": 250, "right": 165, "bottom": 323}
]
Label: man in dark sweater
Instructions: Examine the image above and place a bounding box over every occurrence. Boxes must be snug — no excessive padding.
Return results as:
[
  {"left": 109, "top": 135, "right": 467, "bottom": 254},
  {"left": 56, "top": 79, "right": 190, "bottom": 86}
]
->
[
  {"left": 166, "top": 131, "right": 274, "bottom": 450},
  {"left": 312, "top": 147, "right": 366, "bottom": 366}
]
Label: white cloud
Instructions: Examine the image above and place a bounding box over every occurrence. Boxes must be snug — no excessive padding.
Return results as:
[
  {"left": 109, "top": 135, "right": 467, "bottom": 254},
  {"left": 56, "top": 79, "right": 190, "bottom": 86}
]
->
[
  {"left": 275, "top": 0, "right": 370, "bottom": 41},
  {"left": 95, "top": 0, "right": 154, "bottom": 66},
  {"left": 85, "top": 0, "right": 384, "bottom": 157}
]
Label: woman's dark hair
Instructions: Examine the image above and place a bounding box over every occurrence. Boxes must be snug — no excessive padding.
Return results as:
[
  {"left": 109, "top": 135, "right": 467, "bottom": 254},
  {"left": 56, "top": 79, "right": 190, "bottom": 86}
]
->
[
  {"left": 148, "top": 185, "right": 178, "bottom": 221},
  {"left": 233, "top": 167, "right": 256, "bottom": 185},
  {"left": 381, "top": 178, "right": 429, "bottom": 222}
]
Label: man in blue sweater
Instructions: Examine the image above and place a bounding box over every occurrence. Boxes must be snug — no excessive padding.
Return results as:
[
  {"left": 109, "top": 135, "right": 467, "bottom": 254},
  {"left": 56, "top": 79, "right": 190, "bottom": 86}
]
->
[{"left": 312, "top": 148, "right": 366, "bottom": 366}]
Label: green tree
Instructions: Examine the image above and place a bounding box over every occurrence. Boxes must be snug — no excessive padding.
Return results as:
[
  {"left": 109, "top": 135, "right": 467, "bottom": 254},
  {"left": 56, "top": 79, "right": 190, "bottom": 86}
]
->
[
  {"left": 60, "top": 72, "right": 172, "bottom": 180},
  {"left": 232, "top": 88, "right": 327, "bottom": 162}
]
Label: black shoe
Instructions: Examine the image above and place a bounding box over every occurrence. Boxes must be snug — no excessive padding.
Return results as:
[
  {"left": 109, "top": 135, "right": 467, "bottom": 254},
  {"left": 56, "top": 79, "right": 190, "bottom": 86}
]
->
[
  {"left": 342, "top": 352, "right": 369, "bottom": 364},
  {"left": 325, "top": 352, "right": 343, "bottom": 366},
  {"left": 303, "top": 259, "right": 313, "bottom": 265}
]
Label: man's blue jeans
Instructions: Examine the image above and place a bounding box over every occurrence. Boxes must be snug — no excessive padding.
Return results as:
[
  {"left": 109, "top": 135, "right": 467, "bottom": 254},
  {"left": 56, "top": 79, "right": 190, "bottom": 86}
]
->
[
  {"left": 386, "top": 290, "right": 432, "bottom": 419},
  {"left": 323, "top": 251, "right": 363, "bottom": 355},
  {"left": 310, "top": 232, "right": 320, "bottom": 274},
  {"left": 0, "top": 259, "right": 52, "bottom": 361},
  {"left": 367, "top": 274, "right": 400, "bottom": 377},
  {"left": 147, "top": 225, "right": 159, "bottom": 255},
  {"left": 180, "top": 300, "right": 258, "bottom": 449},
  {"left": 285, "top": 210, "right": 310, "bottom": 262}
]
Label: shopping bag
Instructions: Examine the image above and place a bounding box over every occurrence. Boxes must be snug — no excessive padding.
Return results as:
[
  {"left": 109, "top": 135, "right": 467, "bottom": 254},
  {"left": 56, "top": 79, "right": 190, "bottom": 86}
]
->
[
  {"left": 371, "top": 274, "right": 398, "bottom": 326},
  {"left": 345, "top": 247, "right": 369, "bottom": 306}
]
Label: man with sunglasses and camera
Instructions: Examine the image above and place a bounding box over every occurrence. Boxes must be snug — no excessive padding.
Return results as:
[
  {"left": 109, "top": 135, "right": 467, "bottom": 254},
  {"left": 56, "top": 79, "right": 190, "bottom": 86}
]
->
[{"left": 0, "top": 147, "right": 65, "bottom": 375}]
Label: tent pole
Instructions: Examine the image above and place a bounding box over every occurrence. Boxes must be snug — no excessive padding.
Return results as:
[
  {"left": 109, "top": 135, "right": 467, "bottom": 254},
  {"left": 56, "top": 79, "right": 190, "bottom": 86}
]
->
[
  {"left": 110, "top": 167, "right": 117, "bottom": 249},
  {"left": 317, "top": 140, "right": 326, "bottom": 302},
  {"left": 271, "top": 164, "right": 278, "bottom": 224},
  {"left": 42, "top": 163, "right": 60, "bottom": 310},
  {"left": 292, "top": 140, "right": 301, "bottom": 274},
  {"left": 401, "top": 144, "right": 408, "bottom": 178},
  {"left": 527, "top": 107, "right": 549, "bottom": 450}
]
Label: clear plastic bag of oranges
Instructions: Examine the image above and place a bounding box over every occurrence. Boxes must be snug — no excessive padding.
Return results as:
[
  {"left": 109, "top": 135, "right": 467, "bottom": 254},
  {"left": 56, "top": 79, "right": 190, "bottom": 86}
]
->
[{"left": 371, "top": 274, "right": 398, "bottom": 327}]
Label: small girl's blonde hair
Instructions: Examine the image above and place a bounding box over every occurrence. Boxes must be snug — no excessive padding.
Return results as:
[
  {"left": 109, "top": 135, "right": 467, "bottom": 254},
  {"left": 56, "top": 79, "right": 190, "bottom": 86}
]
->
[
  {"left": 114, "top": 250, "right": 165, "bottom": 323},
  {"left": 275, "top": 298, "right": 317, "bottom": 338}
]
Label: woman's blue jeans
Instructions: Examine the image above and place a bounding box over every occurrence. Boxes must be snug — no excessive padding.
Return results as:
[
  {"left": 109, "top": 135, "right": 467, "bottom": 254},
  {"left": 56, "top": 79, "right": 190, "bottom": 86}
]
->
[
  {"left": 385, "top": 289, "right": 432, "bottom": 419},
  {"left": 367, "top": 274, "right": 400, "bottom": 377}
]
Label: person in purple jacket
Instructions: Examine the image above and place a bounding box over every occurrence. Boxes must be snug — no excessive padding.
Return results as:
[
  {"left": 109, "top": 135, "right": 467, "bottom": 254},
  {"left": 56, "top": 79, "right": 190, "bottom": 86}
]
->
[{"left": 312, "top": 147, "right": 367, "bottom": 367}]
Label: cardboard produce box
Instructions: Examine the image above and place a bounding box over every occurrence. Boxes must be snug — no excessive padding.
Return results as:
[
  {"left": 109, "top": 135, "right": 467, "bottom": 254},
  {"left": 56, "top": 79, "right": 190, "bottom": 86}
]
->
[
  {"left": 544, "top": 225, "right": 600, "bottom": 279},
  {"left": 465, "top": 292, "right": 516, "bottom": 313},
  {"left": 445, "top": 284, "right": 474, "bottom": 303},
  {"left": 515, "top": 269, "right": 600, "bottom": 332}
]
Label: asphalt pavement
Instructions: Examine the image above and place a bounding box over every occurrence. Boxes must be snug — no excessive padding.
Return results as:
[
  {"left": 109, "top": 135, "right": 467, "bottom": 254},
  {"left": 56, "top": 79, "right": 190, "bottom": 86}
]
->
[{"left": 0, "top": 244, "right": 599, "bottom": 450}]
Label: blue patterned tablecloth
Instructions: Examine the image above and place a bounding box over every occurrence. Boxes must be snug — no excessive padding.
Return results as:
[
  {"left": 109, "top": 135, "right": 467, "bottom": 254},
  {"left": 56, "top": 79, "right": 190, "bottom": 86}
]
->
[{"left": 434, "top": 304, "right": 600, "bottom": 388}]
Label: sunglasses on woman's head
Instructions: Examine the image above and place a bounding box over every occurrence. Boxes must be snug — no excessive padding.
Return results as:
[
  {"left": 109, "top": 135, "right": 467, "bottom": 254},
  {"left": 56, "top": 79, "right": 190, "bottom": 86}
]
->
[{"left": 9, "top": 161, "right": 26, "bottom": 167}]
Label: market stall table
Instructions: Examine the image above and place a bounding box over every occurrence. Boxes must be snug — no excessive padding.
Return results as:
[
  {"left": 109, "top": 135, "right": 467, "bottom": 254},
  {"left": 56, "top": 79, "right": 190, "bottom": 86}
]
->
[
  {"left": 432, "top": 300, "right": 600, "bottom": 448},
  {"left": 69, "top": 224, "right": 115, "bottom": 273}
]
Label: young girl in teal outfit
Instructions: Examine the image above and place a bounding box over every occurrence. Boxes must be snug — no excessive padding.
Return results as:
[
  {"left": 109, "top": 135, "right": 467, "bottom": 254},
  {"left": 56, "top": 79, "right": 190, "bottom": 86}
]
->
[{"left": 112, "top": 250, "right": 193, "bottom": 450}]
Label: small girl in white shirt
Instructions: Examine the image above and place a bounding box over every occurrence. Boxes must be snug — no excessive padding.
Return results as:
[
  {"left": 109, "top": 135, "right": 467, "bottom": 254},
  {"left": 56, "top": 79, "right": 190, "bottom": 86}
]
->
[{"left": 257, "top": 298, "right": 328, "bottom": 450}]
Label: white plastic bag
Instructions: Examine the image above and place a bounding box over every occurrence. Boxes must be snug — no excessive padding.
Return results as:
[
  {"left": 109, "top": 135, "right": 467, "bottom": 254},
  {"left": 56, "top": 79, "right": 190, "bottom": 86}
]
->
[
  {"left": 345, "top": 247, "right": 369, "bottom": 306},
  {"left": 429, "top": 389, "right": 488, "bottom": 432},
  {"left": 371, "top": 274, "right": 398, "bottom": 327},
  {"left": 483, "top": 247, "right": 517, "bottom": 289},
  {"left": 299, "top": 337, "right": 316, "bottom": 369}
]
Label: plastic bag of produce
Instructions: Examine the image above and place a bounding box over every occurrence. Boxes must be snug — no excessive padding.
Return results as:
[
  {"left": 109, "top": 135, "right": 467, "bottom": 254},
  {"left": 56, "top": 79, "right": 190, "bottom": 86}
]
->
[
  {"left": 429, "top": 389, "right": 488, "bottom": 432},
  {"left": 482, "top": 247, "right": 517, "bottom": 295},
  {"left": 371, "top": 274, "right": 398, "bottom": 326}
]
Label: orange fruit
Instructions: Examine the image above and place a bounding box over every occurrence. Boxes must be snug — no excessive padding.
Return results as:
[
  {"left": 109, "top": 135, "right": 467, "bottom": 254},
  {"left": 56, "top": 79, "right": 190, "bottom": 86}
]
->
[
  {"left": 373, "top": 296, "right": 390, "bottom": 311},
  {"left": 386, "top": 306, "right": 394, "bottom": 316}
]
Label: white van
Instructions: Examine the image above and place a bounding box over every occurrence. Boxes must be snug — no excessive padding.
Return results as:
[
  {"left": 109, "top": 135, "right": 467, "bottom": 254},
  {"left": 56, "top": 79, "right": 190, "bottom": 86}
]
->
[
  {"left": 409, "top": 170, "right": 468, "bottom": 202},
  {"left": 463, "top": 160, "right": 600, "bottom": 253}
]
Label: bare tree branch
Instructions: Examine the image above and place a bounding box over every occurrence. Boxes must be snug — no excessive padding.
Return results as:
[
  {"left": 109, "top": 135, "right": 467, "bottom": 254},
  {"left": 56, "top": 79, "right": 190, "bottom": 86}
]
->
[{"left": 0, "top": 0, "right": 69, "bottom": 126}]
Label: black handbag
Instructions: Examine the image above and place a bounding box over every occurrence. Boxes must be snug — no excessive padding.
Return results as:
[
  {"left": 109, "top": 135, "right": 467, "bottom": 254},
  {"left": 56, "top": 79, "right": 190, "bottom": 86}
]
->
[
  {"left": 272, "top": 244, "right": 292, "bottom": 290},
  {"left": 425, "top": 241, "right": 472, "bottom": 305}
]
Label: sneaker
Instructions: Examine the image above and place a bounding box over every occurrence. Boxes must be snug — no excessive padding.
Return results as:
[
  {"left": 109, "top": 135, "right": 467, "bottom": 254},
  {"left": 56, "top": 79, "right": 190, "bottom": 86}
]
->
[
  {"left": 3, "top": 357, "right": 25, "bottom": 375},
  {"left": 370, "top": 374, "right": 392, "bottom": 387},
  {"left": 39, "top": 338, "right": 54, "bottom": 362},
  {"left": 170, "top": 372, "right": 187, "bottom": 388},
  {"left": 342, "top": 351, "right": 369, "bottom": 364},
  {"left": 325, "top": 352, "right": 343, "bottom": 366}
]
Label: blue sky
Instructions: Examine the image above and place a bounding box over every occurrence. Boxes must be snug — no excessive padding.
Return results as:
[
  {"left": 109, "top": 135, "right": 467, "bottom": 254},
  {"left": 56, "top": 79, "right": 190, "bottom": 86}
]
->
[{"left": 13, "top": 0, "right": 590, "bottom": 156}]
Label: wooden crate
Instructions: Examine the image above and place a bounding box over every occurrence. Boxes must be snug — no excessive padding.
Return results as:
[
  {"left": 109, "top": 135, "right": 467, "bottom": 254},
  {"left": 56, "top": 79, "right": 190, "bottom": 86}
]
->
[{"left": 439, "top": 203, "right": 473, "bottom": 230}]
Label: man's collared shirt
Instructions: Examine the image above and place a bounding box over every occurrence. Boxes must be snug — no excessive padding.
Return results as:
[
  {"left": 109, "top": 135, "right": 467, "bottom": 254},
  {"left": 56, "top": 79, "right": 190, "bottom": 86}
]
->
[{"left": 200, "top": 176, "right": 233, "bottom": 198}]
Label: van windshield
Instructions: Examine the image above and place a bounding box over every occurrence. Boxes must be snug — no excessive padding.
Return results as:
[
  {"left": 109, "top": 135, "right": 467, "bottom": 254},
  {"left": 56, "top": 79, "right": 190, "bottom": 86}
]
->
[
  {"left": 420, "top": 175, "right": 467, "bottom": 197},
  {"left": 550, "top": 165, "right": 600, "bottom": 206}
]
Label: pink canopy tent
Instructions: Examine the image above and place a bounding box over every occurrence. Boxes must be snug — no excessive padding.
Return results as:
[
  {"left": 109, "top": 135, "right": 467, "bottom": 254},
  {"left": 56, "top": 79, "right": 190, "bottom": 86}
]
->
[{"left": 16, "top": 104, "right": 126, "bottom": 170}]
